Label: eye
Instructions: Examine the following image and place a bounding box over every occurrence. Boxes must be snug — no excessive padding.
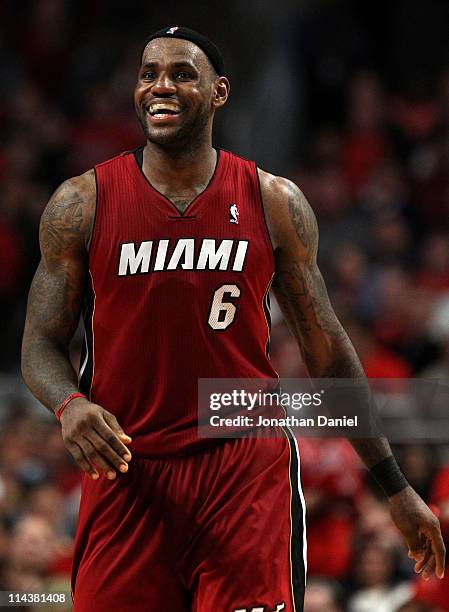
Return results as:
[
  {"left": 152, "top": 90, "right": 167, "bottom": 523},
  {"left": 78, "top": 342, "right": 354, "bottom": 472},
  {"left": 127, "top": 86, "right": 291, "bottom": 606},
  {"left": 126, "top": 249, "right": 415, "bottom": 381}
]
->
[
  {"left": 142, "top": 71, "right": 156, "bottom": 80},
  {"left": 176, "top": 72, "right": 193, "bottom": 80}
]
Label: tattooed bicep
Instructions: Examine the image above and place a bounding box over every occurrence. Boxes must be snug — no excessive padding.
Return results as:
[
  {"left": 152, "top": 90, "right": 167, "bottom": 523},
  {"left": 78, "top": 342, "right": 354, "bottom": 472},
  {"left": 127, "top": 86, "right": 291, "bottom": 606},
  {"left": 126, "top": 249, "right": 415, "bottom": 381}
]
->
[{"left": 39, "top": 171, "right": 95, "bottom": 265}]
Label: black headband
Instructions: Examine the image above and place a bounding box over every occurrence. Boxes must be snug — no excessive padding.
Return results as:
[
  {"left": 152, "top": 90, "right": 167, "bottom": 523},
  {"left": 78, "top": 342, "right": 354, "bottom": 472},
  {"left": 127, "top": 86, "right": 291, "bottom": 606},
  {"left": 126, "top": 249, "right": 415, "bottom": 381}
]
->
[{"left": 142, "top": 26, "right": 225, "bottom": 76}]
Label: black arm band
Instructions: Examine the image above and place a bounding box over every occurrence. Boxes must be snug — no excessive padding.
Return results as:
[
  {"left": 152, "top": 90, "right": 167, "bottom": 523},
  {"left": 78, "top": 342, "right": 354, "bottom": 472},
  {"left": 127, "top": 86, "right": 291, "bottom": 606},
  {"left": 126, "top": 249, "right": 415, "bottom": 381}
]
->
[{"left": 369, "top": 455, "right": 409, "bottom": 497}]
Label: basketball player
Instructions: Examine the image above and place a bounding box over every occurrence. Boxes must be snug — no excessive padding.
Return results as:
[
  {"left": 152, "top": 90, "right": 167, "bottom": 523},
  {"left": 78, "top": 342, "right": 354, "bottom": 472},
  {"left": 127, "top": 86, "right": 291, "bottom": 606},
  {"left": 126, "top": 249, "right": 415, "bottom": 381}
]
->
[{"left": 22, "top": 27, "right": 445, "bottom": 612}]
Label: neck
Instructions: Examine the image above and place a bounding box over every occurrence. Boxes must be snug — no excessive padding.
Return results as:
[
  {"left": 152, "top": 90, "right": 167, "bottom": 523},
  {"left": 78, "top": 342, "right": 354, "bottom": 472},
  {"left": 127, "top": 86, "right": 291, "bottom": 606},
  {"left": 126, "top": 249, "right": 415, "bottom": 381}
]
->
[{"left": 143, "top": 139, "right": 217, "bottom": 193}]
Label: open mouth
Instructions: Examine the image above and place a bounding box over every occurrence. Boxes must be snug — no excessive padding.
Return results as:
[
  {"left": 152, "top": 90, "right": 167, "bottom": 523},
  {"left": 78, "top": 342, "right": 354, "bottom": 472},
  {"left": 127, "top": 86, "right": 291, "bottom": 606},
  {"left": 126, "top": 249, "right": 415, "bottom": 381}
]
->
[{"left": 147, "top": 102, "right": 183, "bottom": 120}]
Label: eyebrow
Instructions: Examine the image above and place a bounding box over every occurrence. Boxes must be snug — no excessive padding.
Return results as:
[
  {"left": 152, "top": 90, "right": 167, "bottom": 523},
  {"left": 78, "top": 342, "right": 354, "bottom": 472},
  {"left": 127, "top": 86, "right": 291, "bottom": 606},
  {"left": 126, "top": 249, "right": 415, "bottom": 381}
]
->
[{"left": 141, "top": 61, "right": 197, "bottom": 70}]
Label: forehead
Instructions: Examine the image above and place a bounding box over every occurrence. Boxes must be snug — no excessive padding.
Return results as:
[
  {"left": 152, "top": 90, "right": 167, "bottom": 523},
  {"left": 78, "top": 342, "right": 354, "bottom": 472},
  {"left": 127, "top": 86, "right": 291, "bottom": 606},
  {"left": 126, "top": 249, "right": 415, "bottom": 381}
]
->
[{"left": 142, "top": 37, "right": 209, "bottom": 69}]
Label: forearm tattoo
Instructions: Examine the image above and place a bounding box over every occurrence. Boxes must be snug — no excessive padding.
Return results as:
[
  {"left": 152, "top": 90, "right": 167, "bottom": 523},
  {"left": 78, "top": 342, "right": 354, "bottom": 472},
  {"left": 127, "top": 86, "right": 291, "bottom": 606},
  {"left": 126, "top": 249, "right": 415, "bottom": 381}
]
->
[
  {"left": 272, "top": 179, "right": 392, "bottom": 467},
  {"left": 22, "top": 175, "right": 94, "bottom": 412}
]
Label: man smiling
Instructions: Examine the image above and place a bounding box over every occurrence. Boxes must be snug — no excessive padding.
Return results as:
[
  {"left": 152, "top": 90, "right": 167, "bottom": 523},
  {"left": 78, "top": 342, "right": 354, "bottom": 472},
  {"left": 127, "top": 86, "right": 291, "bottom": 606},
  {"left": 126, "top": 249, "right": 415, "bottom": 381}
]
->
[{"left": 22, "top": 26, "right": 445, "bottom": 611}]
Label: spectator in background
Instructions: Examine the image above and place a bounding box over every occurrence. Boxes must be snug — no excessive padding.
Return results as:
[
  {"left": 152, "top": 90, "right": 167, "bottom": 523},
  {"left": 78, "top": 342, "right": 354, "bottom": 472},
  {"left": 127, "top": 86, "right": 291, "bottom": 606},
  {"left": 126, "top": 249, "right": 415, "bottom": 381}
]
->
[
  {"left": 329, "top": 241, "right": 369, "bottom": 319},
  {"left": 356, "top": 489, "right": 402, "bottom": 536},
  {"left": 298, "top": 437, "right": 364, "bottom": 578},
  {"left": 342, "top": 72, "right": 390, "bottom": 196},
  {"left": 399, "top": 445, "right": 437, "bottom": 502},
  {"left": 415, "top": 234, "right": 449, "bottom": 294},
  {"left": 1, "top": 514, "right": 72, "bottom": 612},
  {"left": 344, "top": 319, "right": 412, "bottom": 379},
  {"left": 358, "top": 159, "right": 410, "bottom": 218},
  {"left": 3, "top": 514, "right": 71, "bottom": 590},
  {"left": 347, "top": 542, "right": 412, "bottom": 612},
  {"left": 68, "top": 80, "right": 141, "bottom": 175},
  {"left": 368, "top": 213, "right": 412, "bottom": 268},
  {"left": 304, "top": 577, "right": 343, "bottom": 612},
  {"left": 397, "top": 601, "right": 444, "bottom": 612}
]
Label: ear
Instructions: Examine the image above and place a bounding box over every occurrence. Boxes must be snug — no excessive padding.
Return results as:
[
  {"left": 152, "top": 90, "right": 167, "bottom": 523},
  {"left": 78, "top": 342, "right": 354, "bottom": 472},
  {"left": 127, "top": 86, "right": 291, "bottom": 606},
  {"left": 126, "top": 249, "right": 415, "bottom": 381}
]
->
[{"left": 212, "top": 76, "right": 230, "bottom": 109}]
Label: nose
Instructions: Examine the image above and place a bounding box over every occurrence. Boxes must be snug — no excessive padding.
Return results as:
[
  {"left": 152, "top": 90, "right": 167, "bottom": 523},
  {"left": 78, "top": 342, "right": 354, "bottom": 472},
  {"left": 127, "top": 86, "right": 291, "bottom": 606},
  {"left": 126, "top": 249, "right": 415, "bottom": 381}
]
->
[{"left": 151, "top": 72, "right": 177, "bottom": 95}]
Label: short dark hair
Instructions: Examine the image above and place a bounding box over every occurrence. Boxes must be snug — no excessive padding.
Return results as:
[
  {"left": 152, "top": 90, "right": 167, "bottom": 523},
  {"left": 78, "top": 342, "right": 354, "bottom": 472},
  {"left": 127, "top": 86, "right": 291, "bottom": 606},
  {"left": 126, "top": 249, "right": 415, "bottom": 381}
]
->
[{"left": 141, "top": 26, "right": 225, "bottom": 76}]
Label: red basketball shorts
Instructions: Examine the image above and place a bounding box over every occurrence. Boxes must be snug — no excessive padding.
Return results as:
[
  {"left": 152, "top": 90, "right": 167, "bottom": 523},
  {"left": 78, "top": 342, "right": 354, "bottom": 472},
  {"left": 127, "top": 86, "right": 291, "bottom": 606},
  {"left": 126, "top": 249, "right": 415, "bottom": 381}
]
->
[{"left": 71, "top": 432, "right": 306, "bottom": 611}]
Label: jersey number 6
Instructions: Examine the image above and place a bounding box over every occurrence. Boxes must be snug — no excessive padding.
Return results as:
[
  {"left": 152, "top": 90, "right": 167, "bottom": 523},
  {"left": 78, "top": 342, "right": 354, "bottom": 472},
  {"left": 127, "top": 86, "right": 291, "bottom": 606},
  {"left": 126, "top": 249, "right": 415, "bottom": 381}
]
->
[{"left": 208, "top": 284, "right": 241, "bottom": 330}]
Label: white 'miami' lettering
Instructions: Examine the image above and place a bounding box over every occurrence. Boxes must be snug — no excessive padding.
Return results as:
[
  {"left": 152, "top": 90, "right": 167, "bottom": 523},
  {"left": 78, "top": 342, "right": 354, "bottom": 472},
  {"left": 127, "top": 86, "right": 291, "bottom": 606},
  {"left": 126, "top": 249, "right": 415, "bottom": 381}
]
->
[
  {"left": 232, "top": 240, "right": 248, "bottom": 271},
  {"left": 118, "top": 238, "right": 250, "bottom": 275},
  {"left": 196, "top": 239, "right": 233, "bottom": 270},
  {"left": 167, "top": 238, "right": 195, "bottom": 270},
  {"left": 118, "top": 241, "right": 152, "bottom": 276},
  {"left": 153, "top": 239, "right": 169, "bottom": 271}
]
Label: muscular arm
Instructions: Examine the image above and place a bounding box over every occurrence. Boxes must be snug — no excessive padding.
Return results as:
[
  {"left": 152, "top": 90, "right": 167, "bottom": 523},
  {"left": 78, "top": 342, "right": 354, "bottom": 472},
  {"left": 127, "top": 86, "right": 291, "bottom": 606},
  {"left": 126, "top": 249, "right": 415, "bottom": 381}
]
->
[
  {"left": 259, "top": 170, "right": 445, "bottom": 578},
  {"left": 259, "top": 170, "right": 390, "bottom": 467},
  {"left": 22, "top": 171, "right": 132, "bottom": 480},
  {"left": 22, "top": 171, "right": 95, "bottom": 411}
]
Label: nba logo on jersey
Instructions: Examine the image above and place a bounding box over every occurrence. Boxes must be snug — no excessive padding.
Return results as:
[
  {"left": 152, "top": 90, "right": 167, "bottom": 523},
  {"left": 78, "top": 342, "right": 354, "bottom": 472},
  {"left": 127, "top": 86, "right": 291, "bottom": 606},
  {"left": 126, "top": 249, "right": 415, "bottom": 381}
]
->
[
  {"left": 166, "top": 26, "right": 180, "bottom": 34},
  {"left": 230, "top": 203, "right": 239, "bottom": 224}
]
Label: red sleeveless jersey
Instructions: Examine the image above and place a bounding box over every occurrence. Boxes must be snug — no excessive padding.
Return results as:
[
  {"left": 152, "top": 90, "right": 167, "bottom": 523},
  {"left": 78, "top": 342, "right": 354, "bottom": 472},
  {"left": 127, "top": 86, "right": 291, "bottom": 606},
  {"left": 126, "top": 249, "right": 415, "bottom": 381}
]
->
[{"left": 79, "top": 148, "right": 277, "bottom": 455}]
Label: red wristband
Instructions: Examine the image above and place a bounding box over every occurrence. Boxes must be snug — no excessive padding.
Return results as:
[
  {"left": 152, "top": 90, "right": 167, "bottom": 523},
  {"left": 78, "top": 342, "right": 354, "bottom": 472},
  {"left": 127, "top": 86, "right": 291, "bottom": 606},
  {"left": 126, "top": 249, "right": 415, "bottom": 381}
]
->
[{"left": 55, "top": 392, "right": 86, "bottom": 421}]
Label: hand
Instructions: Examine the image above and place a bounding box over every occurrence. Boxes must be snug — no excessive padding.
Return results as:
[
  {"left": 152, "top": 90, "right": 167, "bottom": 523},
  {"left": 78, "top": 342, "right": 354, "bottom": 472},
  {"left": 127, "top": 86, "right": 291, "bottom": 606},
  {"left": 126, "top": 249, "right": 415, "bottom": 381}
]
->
[
  {"left": 389, "top": 485, "right": 446, "bottom": 580},
  {"left": 60, "top": 397, "right": 132, "bottom": 481}
]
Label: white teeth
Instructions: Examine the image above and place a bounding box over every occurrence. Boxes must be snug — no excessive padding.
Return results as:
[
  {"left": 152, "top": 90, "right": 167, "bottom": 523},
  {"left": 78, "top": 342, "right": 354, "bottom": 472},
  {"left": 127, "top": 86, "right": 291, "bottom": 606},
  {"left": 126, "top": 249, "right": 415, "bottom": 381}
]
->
[{"left": 148, "top": 102, "right": 181, "bottom": 116}]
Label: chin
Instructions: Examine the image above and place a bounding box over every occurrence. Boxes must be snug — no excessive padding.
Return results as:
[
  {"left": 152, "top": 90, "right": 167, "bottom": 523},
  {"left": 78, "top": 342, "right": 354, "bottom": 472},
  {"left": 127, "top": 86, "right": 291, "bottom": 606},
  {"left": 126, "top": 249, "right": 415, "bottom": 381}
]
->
[
  {"left": 139, "top": 116, "right": 182, "bottom": 144},
  {"left": 147, "top": 127, "right": 181, "bottom": 143},
  {"left": 138, "top": 108, "right": 209, "bottom": 149},
  {"left": 147, "top": 123, "right": 201, "bottom": 149}
]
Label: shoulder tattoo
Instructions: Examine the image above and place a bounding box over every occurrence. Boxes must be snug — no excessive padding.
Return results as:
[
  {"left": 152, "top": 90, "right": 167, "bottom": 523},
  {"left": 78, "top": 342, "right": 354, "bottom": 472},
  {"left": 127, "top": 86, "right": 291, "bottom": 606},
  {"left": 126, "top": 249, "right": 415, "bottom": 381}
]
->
[{"left": 40, "top": 173, "right": 94, "bottom": 261}]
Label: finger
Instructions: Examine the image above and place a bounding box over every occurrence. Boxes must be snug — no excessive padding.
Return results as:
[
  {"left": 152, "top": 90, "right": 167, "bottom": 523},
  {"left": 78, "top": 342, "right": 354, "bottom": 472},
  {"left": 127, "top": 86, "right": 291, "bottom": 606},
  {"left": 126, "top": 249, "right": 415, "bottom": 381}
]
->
[
  {"left": 421, "top": 555, "right": 436, "bottom": 581},
  {"left": 415, "top": 552, "right": 431, "bottom": 573},
  {"left": 87, "top": 430, "right": 130, "bottom": 473},
  {"left": 119, "top": 432, "right": 132, "bottom": 443},
  {"left": 426, "top": 525, "right": 446, "bottom": 578},
  {"left": 77, "top": 438, "right": 117, "bottom": 480},
  {"left": 415, "top": 540, "right": 432, "bottom": 572},
  {"left": 415, "top": 555, "right": 431, "bottom": 573},
  {"left": 407, "top": 545, "right": 426, "bottom": 563},
  {"left": 95, "top": 417, "right": 132, "bottom": 461},
  {"left": 103, "top": 412, "right": 132, "bottom": 442},
  {"left": 101, "top": 412, "right": 132, "bottom": 450},
  {"left": 402, "top": 524, "right": 426, "bottom": 562},
  {"left": 66, "top": 441, "right": 99, "bottom": 480}
]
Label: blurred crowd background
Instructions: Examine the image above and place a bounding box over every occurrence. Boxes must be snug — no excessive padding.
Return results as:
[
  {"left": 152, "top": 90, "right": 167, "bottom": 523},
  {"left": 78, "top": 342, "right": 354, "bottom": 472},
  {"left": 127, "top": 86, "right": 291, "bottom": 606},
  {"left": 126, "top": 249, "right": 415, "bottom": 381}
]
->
[{"left": 1, "top": 1, "right": 449, "bottom": 610}]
